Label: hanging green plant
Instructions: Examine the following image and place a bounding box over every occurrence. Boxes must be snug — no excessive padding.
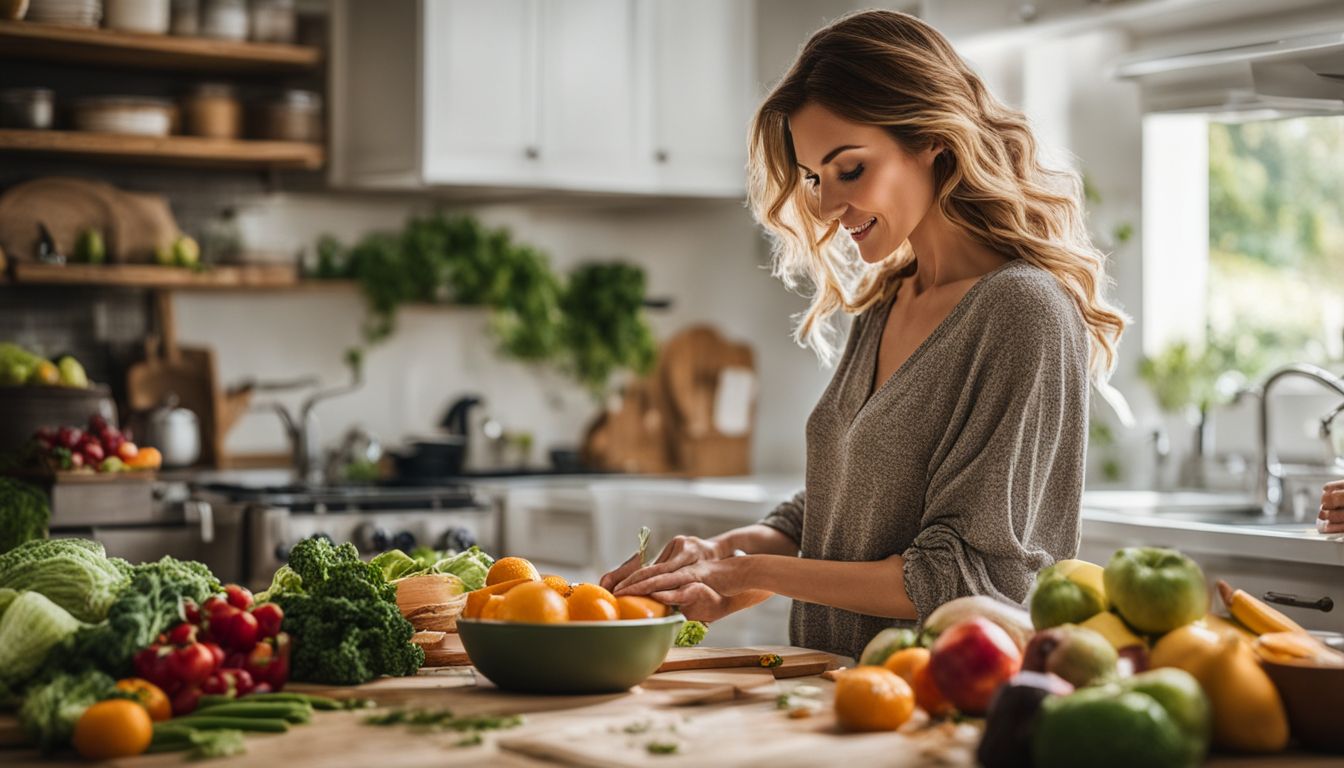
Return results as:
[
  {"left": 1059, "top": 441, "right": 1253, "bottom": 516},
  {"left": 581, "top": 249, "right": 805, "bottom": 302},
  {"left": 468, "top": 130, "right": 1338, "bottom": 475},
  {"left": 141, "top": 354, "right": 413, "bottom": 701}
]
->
[{"left": 308, "top": 214, "right": 653, "bottom": 393}]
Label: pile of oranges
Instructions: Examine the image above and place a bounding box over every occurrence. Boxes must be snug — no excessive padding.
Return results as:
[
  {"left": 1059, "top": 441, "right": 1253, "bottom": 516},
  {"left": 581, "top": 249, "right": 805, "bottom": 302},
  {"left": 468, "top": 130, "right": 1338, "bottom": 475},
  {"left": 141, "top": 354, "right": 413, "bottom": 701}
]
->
[{"left": 462, "top": 556, "right": 669, "bottom": 624}]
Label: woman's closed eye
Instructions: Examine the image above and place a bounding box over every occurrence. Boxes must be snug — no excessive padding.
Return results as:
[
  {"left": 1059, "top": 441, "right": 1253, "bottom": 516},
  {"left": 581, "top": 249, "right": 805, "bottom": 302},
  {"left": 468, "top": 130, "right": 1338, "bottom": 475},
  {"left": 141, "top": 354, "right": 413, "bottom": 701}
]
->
[{"left": 838, "top": 163, "right": 864, "bottom": 182}]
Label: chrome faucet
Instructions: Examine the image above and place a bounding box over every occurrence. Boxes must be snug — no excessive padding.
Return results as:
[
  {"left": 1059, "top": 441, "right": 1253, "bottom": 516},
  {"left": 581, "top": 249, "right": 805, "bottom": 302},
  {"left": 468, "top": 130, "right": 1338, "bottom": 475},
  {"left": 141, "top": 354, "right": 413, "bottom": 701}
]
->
[
  {"left": 261, "top": 353, "right": 364, "bottom": 487},
  {"left": 1254, "top": 363, "right": 1344, "bottom": 517}
]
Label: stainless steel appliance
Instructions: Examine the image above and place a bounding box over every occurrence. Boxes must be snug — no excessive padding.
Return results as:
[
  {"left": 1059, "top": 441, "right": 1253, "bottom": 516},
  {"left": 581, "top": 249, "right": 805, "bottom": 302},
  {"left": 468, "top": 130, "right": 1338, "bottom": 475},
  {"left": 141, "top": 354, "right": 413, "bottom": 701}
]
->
[{"left": 194, "top": 482, "right": 496, "bottom": 591}]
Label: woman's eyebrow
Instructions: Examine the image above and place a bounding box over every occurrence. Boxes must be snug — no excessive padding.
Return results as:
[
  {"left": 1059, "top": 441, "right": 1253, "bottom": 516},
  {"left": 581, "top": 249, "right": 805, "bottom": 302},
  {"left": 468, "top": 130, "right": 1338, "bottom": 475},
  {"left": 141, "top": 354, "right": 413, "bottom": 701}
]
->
[{"left": 796, "top": 144, "right": 864, "bottom": 174}]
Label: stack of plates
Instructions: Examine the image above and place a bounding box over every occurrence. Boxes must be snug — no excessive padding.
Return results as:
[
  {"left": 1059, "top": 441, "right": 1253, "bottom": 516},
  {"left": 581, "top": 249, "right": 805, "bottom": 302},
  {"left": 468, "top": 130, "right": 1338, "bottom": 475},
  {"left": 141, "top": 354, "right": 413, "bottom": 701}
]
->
[{"left": 25, "top": 0, "right": 101, "bottom": 27}]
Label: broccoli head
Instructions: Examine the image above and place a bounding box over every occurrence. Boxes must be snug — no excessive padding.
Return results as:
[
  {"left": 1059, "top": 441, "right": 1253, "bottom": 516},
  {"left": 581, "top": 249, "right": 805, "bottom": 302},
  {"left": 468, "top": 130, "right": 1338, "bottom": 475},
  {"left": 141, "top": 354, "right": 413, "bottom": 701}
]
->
[
  {"left": 276, "top": 594, "right": 423, "bottom": 685},
  {"left": 285, "top": 537, "right": 390, "bottom": 600}
]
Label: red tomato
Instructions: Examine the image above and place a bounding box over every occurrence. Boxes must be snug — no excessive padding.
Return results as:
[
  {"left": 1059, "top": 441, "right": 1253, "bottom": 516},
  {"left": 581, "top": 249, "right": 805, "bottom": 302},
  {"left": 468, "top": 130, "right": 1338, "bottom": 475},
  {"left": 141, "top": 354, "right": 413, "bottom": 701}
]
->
[
  {"left": 216, "top": 609, "right": 260, "bottom": 652},
  {"left": 251, "top": 602, "right": 284, "bottom": 638},
  {"left": 167, "top": 622, "right": 197, "bottom": 646},
  {"left": 170, "top": 686, "right": 202, "bottom": 716},
  {"left": 182, "top": 599, "right": 201, "bottom": 625},
  {"left": 168, "top": 644, "right": 216, "bottom": 686},
  {"left": 133, "top": 646, "right": 176, "bottom": 693},
  {"left": 224, "top": 584, "right": 254, "bottom": 611},
  {"left": 202, "top": 641, "right": 225, "bottom": 668}
]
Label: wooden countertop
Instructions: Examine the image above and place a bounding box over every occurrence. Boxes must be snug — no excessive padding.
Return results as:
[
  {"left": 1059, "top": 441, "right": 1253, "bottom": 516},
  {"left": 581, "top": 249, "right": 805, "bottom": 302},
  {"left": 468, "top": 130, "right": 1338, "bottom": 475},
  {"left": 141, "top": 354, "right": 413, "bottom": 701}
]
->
[{"left": 4, "top": 647, "right": 1341, "bottom": 767}]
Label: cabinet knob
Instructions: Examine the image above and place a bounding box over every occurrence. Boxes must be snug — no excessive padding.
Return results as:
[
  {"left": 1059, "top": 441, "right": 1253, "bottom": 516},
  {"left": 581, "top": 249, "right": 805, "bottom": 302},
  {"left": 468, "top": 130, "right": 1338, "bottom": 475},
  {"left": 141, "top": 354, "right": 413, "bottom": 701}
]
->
[
  {"left": 654, "top": 149, "right": 669, "bottom": 164},
  {"left": 524, "top": 146, "right": 540, "bottom": 160}
]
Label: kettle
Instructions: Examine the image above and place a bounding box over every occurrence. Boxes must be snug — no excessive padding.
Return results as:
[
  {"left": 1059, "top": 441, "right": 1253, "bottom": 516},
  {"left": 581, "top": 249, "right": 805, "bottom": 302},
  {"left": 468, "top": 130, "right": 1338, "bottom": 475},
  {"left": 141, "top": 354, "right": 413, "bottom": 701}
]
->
[{"left": 146, "top": 394, "right": 201, "bottom": 468}]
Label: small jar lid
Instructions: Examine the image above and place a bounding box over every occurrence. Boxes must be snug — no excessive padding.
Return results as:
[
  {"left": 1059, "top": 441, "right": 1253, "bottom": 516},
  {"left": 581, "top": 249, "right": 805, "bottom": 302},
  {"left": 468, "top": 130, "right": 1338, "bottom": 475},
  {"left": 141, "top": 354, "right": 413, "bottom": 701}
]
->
[{"left": 276, "top": 89, "right": 322, "bottom": 109}]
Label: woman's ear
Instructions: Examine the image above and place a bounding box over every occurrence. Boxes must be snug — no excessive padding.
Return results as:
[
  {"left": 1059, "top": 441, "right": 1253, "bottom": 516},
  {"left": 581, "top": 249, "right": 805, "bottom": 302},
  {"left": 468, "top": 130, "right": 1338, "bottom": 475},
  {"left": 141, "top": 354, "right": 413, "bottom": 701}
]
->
[{"left": 921, "top": 142, "right": 945, "bottom": 166}]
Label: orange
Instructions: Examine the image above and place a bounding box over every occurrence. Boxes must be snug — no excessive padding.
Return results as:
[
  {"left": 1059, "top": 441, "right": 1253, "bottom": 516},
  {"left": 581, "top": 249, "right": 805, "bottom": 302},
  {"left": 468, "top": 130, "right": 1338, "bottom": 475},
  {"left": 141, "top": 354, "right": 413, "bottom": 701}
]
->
[
  {"left": 616, "top": 595, "right": 668, "bottom": 620},
  {"left": 127, "top": 446, "right": 162, "bottom": 470},
  {"left": 833, "top": 667, "right": 916, "bottom": 732},
  {"left": 912, "top": 663, "right": 955, "bottom": 717},
  {"left": 541, "top": 574, "right": 573, "bottom": 597},
  {"left": 115, "top": 678, "right": 171, "bottom": 722},
  {"left": 567, "top": 583, "right": 619, "bottom": 621},
  {"left": 881, "top": 647, "right": 931, "bottom": 684},
  {"left": 479, "top": 594, "right": 506, "bottom": 620},
  {"left": 463, "top": 578, "right": 531, "bottom": 619},
  {"left": 497, "top": 581, "right": 569, "bottom": 623},
  {"left": 486, "top": 557, "right": 541, "bottom": 586},
  {"left": 72, "top": 699, "right": 153, "bottom": 759}
]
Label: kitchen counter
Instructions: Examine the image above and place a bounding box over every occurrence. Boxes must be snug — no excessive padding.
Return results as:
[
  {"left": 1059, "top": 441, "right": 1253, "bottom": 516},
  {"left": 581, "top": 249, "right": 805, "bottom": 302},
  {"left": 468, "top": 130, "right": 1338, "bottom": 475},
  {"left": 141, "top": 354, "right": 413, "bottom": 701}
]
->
[{"left": 6, "top": 651, "right": 1339, "bottom": 768}]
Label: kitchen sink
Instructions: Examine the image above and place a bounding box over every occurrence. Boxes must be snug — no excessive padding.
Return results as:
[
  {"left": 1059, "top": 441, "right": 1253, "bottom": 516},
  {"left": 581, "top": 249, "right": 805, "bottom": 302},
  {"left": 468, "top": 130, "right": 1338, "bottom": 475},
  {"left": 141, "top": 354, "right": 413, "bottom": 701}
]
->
[{"left": 1081, "top": 489, "right": 1309, "bottom": 530}]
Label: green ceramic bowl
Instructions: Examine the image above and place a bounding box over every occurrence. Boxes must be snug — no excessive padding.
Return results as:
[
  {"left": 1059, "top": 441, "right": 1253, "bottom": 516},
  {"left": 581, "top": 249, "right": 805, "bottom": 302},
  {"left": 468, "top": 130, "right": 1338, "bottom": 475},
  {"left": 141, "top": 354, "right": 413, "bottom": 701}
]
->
[{"left": 457, "top": 614, "right": 684, "bottom": 694}]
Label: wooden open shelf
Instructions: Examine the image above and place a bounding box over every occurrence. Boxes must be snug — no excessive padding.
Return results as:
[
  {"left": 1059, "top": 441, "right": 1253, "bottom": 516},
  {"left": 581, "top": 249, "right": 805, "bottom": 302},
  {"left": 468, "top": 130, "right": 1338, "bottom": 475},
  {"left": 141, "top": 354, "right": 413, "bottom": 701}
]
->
[
  {"left": 0, "top": 129, "right": 324, "bottom": 170},
  {"left": 0, "top": 19, "right": 321, "bottom": 73},
  {"left": 9, "top": 261, "right": 301, "bottom": 290}
]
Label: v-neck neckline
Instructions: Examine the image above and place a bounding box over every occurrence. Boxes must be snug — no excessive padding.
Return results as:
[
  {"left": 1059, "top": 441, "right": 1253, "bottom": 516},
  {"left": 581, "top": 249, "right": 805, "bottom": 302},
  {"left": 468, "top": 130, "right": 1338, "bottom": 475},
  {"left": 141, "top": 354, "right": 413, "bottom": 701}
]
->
[{"left": 856, "top": 259, "right": 1023, "bottom": 415}]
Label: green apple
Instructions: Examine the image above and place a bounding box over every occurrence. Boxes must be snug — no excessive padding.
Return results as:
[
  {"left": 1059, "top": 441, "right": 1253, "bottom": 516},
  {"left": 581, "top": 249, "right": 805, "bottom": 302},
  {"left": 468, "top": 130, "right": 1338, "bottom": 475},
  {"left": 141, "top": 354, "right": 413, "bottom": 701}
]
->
[
  {"left": 1022, "top": 624, "right": 1118, "bottom": 688},
  {"left": 56, "top": 356, "right": 88, "bottom": 388},
  {"left": 172, "top": 235, "right": 200, "bottom": 267},
  {"left": 858, "top": 627, "right": 920, "bottom": 666},
  {"left": 1031, "top": 570, "right": 1107, "bottom": 629},
  {"left": 75, "top": 228, "right": 105, "bottom": 264},
  {"left": 1034, "top": 686, "right": 1188, "bottom": 768},
  {"left": 1103, "top": 547, "right": 1208, "bottom": 634},
  {"left": 1118, "top": 668, "right": 1211, "bottom": 766}
]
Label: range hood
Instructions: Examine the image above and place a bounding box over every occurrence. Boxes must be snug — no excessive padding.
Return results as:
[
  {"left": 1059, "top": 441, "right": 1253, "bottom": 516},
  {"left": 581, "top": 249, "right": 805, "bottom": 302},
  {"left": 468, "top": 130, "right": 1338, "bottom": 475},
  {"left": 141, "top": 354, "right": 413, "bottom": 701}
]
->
[{"left": 1113, "top": 30, "right": 1344, "bottom": 117}]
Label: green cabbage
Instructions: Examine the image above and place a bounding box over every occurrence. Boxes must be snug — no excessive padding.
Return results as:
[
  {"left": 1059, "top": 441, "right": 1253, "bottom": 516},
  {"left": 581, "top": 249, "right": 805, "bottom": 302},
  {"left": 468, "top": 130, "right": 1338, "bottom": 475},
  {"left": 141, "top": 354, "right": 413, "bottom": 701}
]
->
[
  {"left": 430, "top": 546, "right": 494, "bottom": 592},
  {"left": 19, "top": 670, "right": 115, "bottom": 752},
  {"left": 0, "top": 591, "right": 82, "bottom": 689},
  {"left": 370, "top": 549, "right": 421, "bottom": 581},
  {"left": 0, "top": 539, "right": 130, "bottom": 623}
]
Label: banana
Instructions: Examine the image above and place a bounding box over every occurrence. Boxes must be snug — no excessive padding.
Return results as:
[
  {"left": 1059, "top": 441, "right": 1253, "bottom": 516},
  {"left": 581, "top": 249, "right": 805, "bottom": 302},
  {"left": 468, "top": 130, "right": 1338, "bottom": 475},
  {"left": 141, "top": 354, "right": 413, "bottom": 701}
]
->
[
  {"left": 1253, "top": 631, "right": 1344, "bottom": 667},
  {"left": 1216, "top": 580, "right": 1308, "bottom": 636},
  {"left": 1079, "top": 610, "right": 1146, "bottom": 650}
]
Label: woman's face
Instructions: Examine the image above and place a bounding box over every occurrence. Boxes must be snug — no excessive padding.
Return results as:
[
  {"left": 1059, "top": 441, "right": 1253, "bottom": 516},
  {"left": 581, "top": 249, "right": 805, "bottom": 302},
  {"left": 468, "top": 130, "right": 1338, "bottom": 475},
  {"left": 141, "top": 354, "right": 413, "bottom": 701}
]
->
[{"left": 789, "top": 102, "right": 940, "bottom": 263}]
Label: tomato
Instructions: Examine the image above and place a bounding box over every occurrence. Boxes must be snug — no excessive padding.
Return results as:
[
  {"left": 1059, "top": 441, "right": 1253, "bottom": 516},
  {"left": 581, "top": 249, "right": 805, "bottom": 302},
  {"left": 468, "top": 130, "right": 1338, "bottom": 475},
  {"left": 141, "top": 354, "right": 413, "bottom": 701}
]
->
[
  {"left": 168, "top": 643, "right": 216, "bottom": 687},
  {"left": 115, "top": 678, "right": 171, "bottom": 722},
  {"left": 203, "top": 595, "right": 229, "bottom": 615},
  {"left": 167, "top": 621, "right": 197, "bottom": 646},
  {"left": 132, "top": 646, "right": 176, "bottom": 693},
  {"left": 73, "top": 699, "right": 153, "bottom": 759},
  {"left": 225, "top": 584, "right": 254, "bottom": 611},
  {"left": 171, "top": 685, "right": 202, "bottom": 716},
  {"left": 251, "top": 602, "right": 284, "bottom": 638},
  {"left": 215, "top": 609, "right": 260, "bottom": 651},
  {"left": 227, "top": 668, "right": 255, "bottom": 696},
  {"left": 202, "top": 641, "right": 226, "bottom": 668},
  {"left": 182, "top": 598, "right": 201, "bottom": 625}
]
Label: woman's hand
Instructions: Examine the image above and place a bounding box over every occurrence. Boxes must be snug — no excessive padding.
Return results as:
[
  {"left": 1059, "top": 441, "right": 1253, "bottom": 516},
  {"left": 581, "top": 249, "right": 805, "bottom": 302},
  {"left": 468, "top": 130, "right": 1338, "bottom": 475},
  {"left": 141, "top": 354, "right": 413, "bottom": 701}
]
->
[
  {"left": 615, "top": 557, "right": 749, "bottom": 601},
  {"left": 1320, "top": 479, "right": 1344, "bottom": 533},
  {"left": 600, "top": 535, "right": 725, "bottom": 593}
]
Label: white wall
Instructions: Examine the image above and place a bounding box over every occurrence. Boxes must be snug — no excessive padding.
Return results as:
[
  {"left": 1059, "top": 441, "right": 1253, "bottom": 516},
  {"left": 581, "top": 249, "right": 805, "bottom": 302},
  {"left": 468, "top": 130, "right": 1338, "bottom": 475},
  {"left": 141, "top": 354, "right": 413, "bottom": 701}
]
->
[{"left": 174, "top": 193, "right": 833, "bottom": 474}]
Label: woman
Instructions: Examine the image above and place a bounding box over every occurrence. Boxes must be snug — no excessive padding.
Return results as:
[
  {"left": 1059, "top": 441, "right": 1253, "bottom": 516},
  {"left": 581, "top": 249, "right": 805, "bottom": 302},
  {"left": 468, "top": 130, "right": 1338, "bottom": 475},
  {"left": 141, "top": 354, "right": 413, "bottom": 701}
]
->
[
  {"left": 1320, "top": 479, "right": 1344, "bottom": 534},
  {"left": 600, "top": 10, "right": 1127, "bottom": 660}
]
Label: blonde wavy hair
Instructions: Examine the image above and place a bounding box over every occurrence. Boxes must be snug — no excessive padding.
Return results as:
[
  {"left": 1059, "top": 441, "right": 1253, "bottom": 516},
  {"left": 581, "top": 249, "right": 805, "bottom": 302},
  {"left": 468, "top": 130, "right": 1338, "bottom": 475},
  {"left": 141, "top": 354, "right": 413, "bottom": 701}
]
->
[{"left": 748, "top": 9, "right": 1126, "bottom": 380}]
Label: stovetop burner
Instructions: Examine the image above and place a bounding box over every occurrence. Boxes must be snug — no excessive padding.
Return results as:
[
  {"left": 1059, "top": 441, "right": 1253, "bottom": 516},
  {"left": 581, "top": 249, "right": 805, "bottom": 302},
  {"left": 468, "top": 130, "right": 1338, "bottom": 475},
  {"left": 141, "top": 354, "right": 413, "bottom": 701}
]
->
[{"left": 196, "top": 482, "right": 483, "bottom": 513}]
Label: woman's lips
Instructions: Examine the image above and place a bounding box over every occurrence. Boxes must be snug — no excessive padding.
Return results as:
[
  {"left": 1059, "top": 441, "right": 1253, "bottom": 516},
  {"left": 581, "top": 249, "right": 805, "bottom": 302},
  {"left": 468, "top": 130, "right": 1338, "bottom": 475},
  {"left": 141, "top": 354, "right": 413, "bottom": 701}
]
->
[{"left": 846, "top": 217, "right": 876, "bottom": 242}]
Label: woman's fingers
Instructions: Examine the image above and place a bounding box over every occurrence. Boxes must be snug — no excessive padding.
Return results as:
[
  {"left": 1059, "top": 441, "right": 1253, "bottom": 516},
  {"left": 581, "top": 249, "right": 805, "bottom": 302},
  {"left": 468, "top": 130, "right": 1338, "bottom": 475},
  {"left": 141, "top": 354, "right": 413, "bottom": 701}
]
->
[
  {"left": 599, "top": 552, "right": 643, "bottom": 591},
  {"left": 614, "top": 565, "right": 698, "bottom": 596},
  {"left": 1319, "top": 507, "right": 1344, "bottom": 524},
  {"left": 613, "top": 553, "right": 694, "bottom": 594}
]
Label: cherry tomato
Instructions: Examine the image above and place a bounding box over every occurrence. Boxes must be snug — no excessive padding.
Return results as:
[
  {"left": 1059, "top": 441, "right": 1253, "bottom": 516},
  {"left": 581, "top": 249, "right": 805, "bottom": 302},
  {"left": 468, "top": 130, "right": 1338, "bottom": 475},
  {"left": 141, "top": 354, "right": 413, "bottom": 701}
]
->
[
  {"left": 170, "top": 686, "right": 202, "bottom": 716},
  {"left": 133, "top": 646, "right": 176, "bottom": 693},
  {"left": 251, "top": 602, "right": 284, "bottom": 638},
  {"left": 224, "top": 584, "right": 254, "bottom": 611},
  {"left": 215, "top": 609, "right": 260, "bottom": 651},
  {"left": 203, "top": 595, "right": 229, "bottom": 615},
  {"left": 167, "top": 622, "right": 197, "bottom": 646},
  {"left": 202, "top": 641, "right": 225, "bottom": 668},
  {"left": 115, "top": 678, "right": 171, "bottom": 722},
  {"left": 182, "top": 599, "right": 201, "bottom": 625},
  {"left": 168, "top": 643, "right": 216, "bottom": 686}
]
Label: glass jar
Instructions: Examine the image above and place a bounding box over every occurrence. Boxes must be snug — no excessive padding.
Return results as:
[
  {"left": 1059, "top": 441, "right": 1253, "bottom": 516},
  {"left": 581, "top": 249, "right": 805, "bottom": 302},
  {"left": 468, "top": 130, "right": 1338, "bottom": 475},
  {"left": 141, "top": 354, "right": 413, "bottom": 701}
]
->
[
  {"left": 258, "top": 89, "right": 321, "bottom": 142},
  {"left": 104, "top": 0, "right": 171, "bottom": 34},
  {"left": 248, "top": 0, "right": 293, "bottom": 44},
  {"left": 0, "top": 88, "right": 54, "bottom": 130},
  {"left": 182, "top": 83, "right": 240, "bottom": 139},
  {"left": 200, "top": 0, "right": 247, "bottom": 40}
]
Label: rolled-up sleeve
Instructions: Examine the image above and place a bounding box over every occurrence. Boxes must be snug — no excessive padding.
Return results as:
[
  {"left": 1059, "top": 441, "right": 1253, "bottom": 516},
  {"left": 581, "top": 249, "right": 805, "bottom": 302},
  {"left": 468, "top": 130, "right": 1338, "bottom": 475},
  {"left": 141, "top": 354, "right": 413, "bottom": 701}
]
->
[
  {"left": 901, "top": 293, "right": 1089, "bottom": 626},
  {"left": 759, "top": 489, "right": 806, "bottom": 548}
]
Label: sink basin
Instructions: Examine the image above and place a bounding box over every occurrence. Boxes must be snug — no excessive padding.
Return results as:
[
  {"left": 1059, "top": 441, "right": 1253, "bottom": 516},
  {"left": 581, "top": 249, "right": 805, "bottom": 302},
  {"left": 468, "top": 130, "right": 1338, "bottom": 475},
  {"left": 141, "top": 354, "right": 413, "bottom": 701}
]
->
[{"left": 1081, "top": 489, "right": 1309, "bottom": 530}]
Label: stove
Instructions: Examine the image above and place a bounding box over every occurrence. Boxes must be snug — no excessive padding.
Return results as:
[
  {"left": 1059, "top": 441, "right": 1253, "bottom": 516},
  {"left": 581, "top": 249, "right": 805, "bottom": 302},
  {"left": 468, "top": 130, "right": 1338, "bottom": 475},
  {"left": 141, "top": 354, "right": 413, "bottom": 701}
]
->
[{"left": 193, "top": 482, "right": 497, "bottom": 591}]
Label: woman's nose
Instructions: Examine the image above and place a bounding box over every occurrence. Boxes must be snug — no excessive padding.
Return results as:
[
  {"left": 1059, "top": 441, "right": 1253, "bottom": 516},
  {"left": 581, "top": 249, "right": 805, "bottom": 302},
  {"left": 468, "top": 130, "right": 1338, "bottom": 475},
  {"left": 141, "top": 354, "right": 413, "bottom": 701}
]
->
[{"left": 816, "top": 183, "right": 845, "bottom": 222}]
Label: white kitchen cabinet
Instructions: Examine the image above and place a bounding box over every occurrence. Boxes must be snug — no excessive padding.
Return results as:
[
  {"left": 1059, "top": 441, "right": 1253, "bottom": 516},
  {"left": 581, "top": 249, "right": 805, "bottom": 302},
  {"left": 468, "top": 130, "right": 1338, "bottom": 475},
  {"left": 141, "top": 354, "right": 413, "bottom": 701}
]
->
[{"left": 331, "top": 0, "right": 753, "bottom": 196}]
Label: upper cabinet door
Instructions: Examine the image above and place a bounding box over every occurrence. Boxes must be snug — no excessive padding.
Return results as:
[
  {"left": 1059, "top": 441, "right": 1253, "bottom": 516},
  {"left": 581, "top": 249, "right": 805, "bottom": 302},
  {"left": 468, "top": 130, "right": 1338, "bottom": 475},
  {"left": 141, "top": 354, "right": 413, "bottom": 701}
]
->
[
  {"left": 535, "top": 0, "right": 645, "bottom": 192},
  {"left": 421, "top": 0, "right": 541, "bottom": 185},
  {"left": 644, "top": 0, "right": 755, "bottom": 197}
]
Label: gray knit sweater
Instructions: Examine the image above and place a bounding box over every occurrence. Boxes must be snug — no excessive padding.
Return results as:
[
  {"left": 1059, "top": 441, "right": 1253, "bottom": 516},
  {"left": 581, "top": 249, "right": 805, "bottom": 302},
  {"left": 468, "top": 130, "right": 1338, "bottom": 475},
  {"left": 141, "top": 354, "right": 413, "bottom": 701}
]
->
[{"left": 760, "top": 259, "right": 1089, "bottom": 660}]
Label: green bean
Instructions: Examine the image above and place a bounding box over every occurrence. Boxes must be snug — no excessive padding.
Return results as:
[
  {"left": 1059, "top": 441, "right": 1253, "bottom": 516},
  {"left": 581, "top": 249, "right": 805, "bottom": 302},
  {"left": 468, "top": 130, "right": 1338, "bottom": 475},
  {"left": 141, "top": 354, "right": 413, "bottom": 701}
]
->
[
  {"left": 188, "top": 702, "right": 312, "bottom": 723},
  {"left": 169, "top": 715, "right": 290, "bottom": 733}
]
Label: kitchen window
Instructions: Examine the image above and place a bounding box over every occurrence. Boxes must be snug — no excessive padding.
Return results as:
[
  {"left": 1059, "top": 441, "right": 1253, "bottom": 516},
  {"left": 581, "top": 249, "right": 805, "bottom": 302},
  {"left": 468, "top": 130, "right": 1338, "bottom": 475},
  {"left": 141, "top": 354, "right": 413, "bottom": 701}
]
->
[{"left": 1142, "top": 113, "right": 1344, "bottom": 380}]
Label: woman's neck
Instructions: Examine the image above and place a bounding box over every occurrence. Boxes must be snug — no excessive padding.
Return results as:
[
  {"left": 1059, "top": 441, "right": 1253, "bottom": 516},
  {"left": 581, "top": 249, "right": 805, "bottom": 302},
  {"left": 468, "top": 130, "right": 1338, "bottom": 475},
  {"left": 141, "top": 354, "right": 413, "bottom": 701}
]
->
[{"left": 905, "top": 206, "right": 1009, "bottom": 294}]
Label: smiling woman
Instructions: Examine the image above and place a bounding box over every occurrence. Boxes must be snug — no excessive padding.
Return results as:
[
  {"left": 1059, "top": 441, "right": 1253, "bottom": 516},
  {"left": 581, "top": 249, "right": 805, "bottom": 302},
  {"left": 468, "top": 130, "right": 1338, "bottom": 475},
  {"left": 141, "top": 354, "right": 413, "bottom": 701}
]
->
[{"left": 600, "top": 10, "right": 1129, "bottom": 660}]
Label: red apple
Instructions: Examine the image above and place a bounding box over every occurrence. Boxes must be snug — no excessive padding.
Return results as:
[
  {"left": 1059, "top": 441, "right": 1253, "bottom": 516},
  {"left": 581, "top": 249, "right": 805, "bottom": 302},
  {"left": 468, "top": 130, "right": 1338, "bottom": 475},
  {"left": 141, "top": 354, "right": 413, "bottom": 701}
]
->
[
  {"left": 929, "top": 617, "right": 1023, "bottom": 716},
  {"left": 118, "top": 441, "right": 139, "bottom": 461}
]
